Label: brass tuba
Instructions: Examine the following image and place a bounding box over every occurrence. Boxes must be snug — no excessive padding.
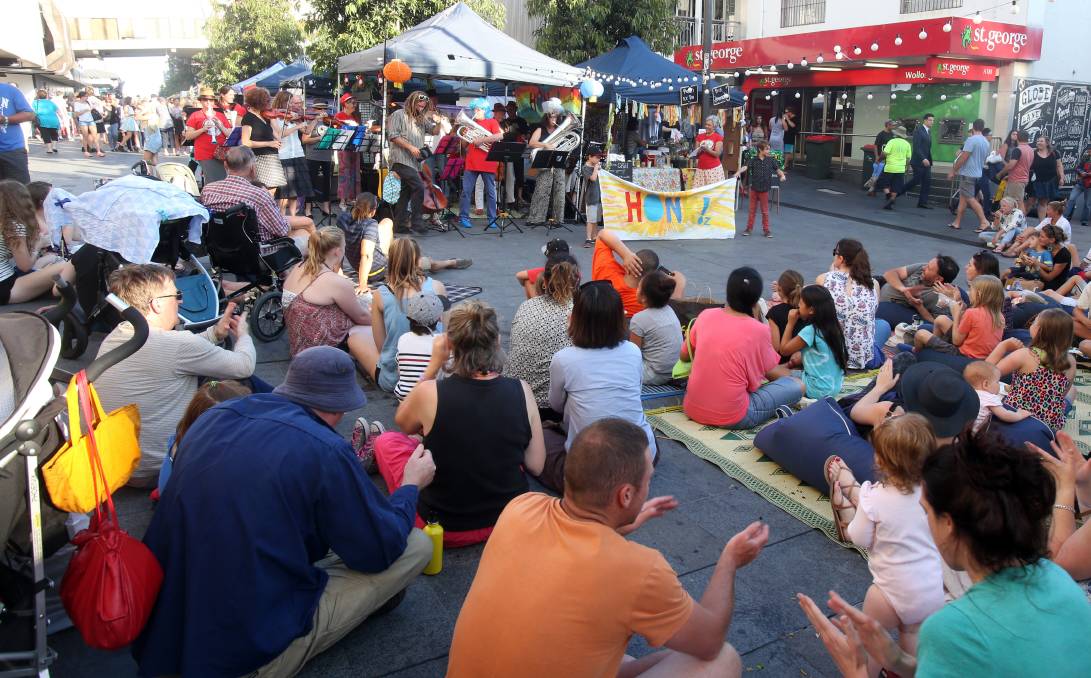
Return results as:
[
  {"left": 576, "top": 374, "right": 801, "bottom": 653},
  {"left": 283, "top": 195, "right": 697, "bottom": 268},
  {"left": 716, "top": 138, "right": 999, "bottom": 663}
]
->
[
  {"left": 528, "top": 113, "right": 582, "bottom": 164},
  {"left": 456, "top": 111, "right": 494, "bottom": 152}
]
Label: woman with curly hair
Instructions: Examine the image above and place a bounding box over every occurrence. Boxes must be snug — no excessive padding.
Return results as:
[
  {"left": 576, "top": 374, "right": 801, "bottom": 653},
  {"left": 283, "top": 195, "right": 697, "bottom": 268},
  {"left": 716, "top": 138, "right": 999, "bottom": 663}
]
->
[{"left": 0, "top": 180, "right": 74, "bottom": 305}]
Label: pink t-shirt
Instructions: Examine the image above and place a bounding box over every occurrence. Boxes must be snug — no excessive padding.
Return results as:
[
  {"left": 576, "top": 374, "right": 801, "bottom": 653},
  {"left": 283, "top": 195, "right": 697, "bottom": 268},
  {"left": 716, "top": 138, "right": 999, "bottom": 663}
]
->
[{"left": 683, "top": 309, "right": 780, "bottom": 426}]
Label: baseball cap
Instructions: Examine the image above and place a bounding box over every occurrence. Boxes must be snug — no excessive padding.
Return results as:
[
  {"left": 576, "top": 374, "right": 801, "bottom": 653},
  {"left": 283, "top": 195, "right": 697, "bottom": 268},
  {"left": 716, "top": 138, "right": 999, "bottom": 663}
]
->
[{"left": 406, "top": 293, "right": 443, "bottom": 328}]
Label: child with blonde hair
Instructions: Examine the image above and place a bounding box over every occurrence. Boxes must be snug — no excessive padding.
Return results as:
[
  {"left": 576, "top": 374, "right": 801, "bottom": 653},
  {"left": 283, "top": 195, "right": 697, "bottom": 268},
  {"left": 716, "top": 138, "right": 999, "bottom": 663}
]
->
[
  {"left": 825, "top": 414, "right": 945, "bottom": 677},
  {"left": 912, "top": 274, "right": 1004, "bottom": 358}
]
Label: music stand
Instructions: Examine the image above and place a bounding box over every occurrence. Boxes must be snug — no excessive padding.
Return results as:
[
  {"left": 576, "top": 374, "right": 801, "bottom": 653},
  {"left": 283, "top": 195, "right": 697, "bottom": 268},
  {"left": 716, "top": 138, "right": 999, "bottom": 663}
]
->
[
  {"left": 529, "top": 150, "right": 572, "bottom": 233},
  {"left": 482, "top": 143, "right": 526, "bottom": 236}
]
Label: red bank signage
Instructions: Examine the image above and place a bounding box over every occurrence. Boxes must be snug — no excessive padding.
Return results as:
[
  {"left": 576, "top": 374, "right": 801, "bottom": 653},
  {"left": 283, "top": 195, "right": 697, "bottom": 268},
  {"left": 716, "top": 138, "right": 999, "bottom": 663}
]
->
[
  {"left": 740, "top": 62, "right": 997, "bottom": 94},
  {"left": 676, "top": 17, "right": 1042, "bottom": 71},
  {"left": 925, "top": 57, "right": 1000, "bottom": 81}
]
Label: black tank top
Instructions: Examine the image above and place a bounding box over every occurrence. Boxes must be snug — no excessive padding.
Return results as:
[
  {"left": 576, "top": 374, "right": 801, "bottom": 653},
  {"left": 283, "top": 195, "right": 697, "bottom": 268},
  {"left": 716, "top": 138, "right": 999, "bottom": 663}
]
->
[{"left": 419, "top": 375, "right": 532, "bottom": 531}]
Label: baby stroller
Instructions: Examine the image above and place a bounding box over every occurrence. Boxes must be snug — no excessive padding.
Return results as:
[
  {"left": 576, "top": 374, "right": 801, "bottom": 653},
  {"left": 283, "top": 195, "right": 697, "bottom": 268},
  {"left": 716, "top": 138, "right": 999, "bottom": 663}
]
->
[
  {"left": 0, "top": 282, "right": 148, "bottom": 676},
  {"left": 63, "top": 216, "right": 221, "bottom": 359}
]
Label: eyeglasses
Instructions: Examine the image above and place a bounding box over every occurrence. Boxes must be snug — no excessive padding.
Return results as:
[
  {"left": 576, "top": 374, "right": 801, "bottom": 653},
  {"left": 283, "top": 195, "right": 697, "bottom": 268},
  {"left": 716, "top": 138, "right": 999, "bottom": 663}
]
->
[
  {"left": 152, "top": 291, "right": 183, "bottom": 303},
  {"left": 832, "top": 249, "right": 840, "bottom": 256}
]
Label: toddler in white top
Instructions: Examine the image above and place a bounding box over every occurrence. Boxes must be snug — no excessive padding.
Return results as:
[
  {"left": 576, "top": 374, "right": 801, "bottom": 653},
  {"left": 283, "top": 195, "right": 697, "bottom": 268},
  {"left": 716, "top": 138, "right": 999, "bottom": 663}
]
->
[
  {"left": 963, "top": 360, "right": 1031, "bottom": 433},
  {"left": 826, "top": 414, "right": 945, "bottom": 677}
]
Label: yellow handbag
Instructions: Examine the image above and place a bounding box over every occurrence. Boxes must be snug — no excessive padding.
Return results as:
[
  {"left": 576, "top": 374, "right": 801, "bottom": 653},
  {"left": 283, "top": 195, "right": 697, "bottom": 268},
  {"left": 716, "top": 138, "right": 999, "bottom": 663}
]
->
[{"left": 42, "top": 370, "right": 141, "bottom": 513}]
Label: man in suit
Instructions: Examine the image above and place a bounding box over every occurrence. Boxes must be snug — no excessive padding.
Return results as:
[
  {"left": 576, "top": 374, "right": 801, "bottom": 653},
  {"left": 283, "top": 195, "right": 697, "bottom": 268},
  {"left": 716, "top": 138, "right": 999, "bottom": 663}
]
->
[{"left": 900, "top": 113, "right": 934, "bottom": 209}]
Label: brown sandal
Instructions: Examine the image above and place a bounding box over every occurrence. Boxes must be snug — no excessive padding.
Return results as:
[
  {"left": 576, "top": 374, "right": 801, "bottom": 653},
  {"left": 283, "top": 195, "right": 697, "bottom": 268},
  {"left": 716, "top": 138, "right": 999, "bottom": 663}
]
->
[{"left": 825, "top": 455, "right": 857, "bottom": 542}]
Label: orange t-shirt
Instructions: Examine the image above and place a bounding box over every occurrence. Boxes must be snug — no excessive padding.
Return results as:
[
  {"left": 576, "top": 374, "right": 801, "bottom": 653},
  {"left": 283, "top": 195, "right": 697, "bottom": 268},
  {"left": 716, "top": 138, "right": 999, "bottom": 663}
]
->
[
  {"left": 957, "top": 306, "right": 1003, "bottom": 359},
  {"left": 446, "top": 493, "right": 694, "bottom": 678},
  {"left": 591, "top": 238, "right": 643, "bottom": 316}
]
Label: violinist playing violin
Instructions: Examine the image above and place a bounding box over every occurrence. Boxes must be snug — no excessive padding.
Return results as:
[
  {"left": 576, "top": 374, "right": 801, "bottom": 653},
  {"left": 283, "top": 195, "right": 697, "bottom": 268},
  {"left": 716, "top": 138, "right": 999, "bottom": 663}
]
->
[
  {"left": 239, "top": 87, "right": 286, "bottom": 197},
  {"left": 458, "top": 98, "right": 504, "bottom": 230},
  {"left": 387, "top": 90, "right": 442, "bottom": 234}
]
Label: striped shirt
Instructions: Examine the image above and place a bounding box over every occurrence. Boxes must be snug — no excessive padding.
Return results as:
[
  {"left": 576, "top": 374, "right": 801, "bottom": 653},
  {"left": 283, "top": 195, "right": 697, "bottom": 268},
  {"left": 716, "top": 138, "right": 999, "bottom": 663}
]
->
[
  {"left": 0, "top": 222, "right": 27, "bottom": 282},
  {"left": 94, "top": 322, "right": 256, "bottom": 486},
  {"left": 394, "top": 331, "right": 436, "bottom": 401}
]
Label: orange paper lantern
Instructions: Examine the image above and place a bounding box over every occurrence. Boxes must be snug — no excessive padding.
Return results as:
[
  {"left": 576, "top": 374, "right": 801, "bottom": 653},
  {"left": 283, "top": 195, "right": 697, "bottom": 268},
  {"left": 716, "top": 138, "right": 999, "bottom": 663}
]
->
[{"left": 382, "top": 59, "right": 412, "bottom": 85}]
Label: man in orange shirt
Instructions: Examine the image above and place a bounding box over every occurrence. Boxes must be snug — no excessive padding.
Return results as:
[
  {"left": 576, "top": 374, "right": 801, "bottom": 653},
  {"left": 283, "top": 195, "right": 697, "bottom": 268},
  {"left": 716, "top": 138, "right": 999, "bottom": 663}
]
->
[
  {"left": 593, "top": 229, "right": 687, "bottom": 316},
  {"left": 447, "top": 418, "right": 769, "bottom": 678},
  {"left": 458, "top": 98, "right": 504, "bottom": 230}
]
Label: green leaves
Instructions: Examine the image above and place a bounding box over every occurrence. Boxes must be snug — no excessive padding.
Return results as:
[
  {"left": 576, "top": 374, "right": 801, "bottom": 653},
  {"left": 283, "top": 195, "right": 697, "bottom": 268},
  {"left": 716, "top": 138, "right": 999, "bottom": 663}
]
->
[
  {"left": 197, "top": 0, "right": 304, "bottom": 87},
  {"left": 526, "top": 0, "right": 675, "bottom": 65}
]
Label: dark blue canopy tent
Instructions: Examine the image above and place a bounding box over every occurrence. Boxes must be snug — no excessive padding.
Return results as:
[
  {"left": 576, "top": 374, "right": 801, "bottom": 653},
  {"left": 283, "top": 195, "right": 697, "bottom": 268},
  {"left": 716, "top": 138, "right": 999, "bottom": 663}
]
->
[
  {"left": 234, "top": 58, "right": 313, "bottom": 92},
  {"left": 577, "top": 36, "right": 742, "bottom": 107}
]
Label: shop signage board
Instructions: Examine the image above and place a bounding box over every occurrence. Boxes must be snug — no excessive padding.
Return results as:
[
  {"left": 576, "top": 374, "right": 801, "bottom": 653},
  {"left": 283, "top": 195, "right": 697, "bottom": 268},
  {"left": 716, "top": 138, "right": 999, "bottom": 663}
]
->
[
  {"left": 675, "top": 17, "right": 1041, "bottom": 71},
  {"left": 740, "top": 64, "right": 995, "bottom": 94},
  {"left": 1016, "top": 79, "right": 1091, "bottom": 183},
  {"left": 680, "top": 85, "right": 698, "bottom": 105},
  {"left": 924, "top": 58, "right": 1000, "bottom": 82},
  {"left": 710, "top": 84, "right": 733, "bottom": 108}
]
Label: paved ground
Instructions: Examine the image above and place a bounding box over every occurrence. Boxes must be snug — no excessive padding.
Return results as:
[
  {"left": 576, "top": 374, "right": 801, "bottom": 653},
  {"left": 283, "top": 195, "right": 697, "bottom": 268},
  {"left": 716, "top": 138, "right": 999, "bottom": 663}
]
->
[{"left": 16, "top": 140, "right": 1005, "bottom": 677}]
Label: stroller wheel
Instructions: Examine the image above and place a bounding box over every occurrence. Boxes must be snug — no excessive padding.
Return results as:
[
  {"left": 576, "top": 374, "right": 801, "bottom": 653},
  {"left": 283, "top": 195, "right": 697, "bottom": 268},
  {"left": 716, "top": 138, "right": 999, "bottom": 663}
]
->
[
  {"left": 59, "top": 315, "right": 88, "bottom": 360},
  {"left": 251, "top": 290, "right": 286, "bottom": 342}
]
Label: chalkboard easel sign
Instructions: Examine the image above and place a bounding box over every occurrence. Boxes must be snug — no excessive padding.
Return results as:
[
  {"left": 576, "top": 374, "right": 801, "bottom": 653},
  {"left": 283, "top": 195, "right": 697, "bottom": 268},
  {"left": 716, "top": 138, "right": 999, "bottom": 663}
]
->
[{"left": 607, "top": 160, "right": 634, "bottom": 181}]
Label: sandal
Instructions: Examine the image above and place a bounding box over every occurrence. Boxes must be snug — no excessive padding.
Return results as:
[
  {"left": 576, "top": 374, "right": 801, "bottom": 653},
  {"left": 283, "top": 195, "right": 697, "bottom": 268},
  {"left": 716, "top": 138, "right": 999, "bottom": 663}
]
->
[
  {"left": 947, "top": 223, "right": 961, "bottom": 230},
  {"left": 824, "top": 455, "right": 857, "bottom": 542}
]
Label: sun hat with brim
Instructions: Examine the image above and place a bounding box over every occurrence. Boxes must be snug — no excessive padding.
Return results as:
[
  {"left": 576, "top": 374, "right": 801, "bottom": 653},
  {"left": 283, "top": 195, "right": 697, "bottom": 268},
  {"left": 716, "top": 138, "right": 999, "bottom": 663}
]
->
[
  {"left": 893, "top": 125, "right": 908, "bottom": 138},
  {"left": 898, "top": 362, "right": 979, "bottom": 438},
  {"left": 273, "top": 346, "right": 366, "bottom": 413},
  {"left": 197, "top": 86, "right": 216, "bottom": 100}
]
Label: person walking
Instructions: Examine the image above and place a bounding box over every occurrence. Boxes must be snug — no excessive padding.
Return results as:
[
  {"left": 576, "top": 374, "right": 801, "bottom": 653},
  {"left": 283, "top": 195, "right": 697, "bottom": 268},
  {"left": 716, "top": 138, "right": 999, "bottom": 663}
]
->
[
  {"left": 899, "top": 113, "right": 933, "bottom": 208},
  {"left": 948, "top": 118, "right": 991, "bottom": 231},
  {"left": 31, "top": 90, "right": 60, "bottom": 155},
  {"left": 877, "top": 125, "right": 911, "bottom": 210}
]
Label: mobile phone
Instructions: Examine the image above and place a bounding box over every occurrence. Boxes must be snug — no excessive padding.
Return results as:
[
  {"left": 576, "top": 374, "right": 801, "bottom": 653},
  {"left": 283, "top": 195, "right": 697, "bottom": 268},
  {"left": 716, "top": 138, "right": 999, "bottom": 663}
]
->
[{"left": 657, "top": 265, "right": 673, "bottom": 276}]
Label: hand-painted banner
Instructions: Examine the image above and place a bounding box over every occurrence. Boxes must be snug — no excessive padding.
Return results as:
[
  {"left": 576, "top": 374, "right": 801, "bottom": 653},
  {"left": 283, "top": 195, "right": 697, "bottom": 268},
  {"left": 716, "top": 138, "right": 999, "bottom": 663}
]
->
[{"left": 599, "top": 171, "right": 735, "bottom": 240}]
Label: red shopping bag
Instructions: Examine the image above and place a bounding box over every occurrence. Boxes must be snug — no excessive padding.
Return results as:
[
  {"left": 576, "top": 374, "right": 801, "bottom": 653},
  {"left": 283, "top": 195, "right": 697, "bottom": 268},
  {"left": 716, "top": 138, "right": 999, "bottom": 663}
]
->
[{"left": 59, "top": 370, "right": 163, "bottom": 650}]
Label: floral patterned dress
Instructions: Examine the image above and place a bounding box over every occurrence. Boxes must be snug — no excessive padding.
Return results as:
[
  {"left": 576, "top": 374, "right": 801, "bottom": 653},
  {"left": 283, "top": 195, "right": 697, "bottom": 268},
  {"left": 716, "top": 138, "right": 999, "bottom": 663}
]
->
[
  {"left": 1003, "top": 347, "right": 1071, "bottom": 430},
  {"left": 284, "top": 271, "right": 355, "bottom": 357},
  {"left": 823, "top": 270, "right": 878, "bottom": 370}
]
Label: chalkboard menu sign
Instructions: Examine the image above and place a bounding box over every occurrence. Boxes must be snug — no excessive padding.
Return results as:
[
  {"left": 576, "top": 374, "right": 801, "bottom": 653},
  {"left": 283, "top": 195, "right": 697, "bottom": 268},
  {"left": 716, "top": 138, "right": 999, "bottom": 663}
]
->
[
  {"left": 710, "top": 84, "right": 733, "bottom": 108},
  {"left": 680, "top": 85, "right": 698, "bottom": 106},
  {"left": 1016, "top": 79, "right": 1091, "bottom": 184},
  {"left": 607, "top": 160, "right": 633, "bottom": 180}
]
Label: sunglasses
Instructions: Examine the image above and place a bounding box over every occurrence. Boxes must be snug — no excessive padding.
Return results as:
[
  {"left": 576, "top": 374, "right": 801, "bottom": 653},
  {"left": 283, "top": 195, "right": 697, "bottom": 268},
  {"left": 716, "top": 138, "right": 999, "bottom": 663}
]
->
[
  {"left": 153, "top": 291, "right": 183, "bottom": 303},
  {"left": 832, "top": 248, "right": 840, "bottom": 256}
]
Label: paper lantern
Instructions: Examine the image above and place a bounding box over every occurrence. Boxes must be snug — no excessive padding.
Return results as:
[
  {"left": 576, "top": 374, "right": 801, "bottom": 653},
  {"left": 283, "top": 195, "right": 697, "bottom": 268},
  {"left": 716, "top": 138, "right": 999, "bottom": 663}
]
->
[
  {"left": 579, "top": 79, "right": 604, "bottom": 101},
  {"left": 382, "top": 59, "right": 412, "bottom": 85}
]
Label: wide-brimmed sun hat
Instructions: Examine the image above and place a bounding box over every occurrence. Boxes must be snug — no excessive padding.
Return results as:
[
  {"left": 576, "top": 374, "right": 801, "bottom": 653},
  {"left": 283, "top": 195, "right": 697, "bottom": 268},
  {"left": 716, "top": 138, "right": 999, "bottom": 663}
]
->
[
  {"left": 273, "top": 346, "right": 366, "bottom": 413},
  {"left": 898, "top": 362, "right": 979, "bottom": 438}
]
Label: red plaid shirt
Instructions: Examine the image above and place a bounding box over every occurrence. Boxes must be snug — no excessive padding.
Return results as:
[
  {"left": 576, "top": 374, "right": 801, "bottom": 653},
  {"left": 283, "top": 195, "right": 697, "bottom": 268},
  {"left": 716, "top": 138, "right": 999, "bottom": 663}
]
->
[{"left": 199, "top": 175, "right": 289, "bottom": 242}]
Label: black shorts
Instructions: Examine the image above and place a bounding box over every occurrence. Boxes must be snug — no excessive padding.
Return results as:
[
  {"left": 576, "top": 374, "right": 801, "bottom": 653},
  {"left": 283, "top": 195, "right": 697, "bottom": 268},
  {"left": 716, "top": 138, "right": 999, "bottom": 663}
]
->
[
  {"left": 39, "top": 127, "right": 59, "bottom": 143},
  {"left": 876, "top": 172, "right": 904, "bottom": 194},
  {"left": 0, "top": 274, "right": 15, "bottom": 305}
]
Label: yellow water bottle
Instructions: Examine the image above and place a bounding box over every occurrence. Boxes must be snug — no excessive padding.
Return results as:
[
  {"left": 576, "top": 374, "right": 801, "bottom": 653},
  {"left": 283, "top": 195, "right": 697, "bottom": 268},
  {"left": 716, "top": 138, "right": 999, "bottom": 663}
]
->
[{"left": 423, "top": 521, "right": 444, "bottom": 575}]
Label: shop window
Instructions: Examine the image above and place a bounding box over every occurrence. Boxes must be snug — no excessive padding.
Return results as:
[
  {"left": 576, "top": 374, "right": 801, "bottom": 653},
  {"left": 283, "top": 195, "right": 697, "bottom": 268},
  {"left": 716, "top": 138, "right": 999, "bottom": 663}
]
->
[
  {"left": 900, "top": 0, "right": 963, "bottom": 13},
  {"left": 781, "top": 0, "right": 825, "bottom": 28}
]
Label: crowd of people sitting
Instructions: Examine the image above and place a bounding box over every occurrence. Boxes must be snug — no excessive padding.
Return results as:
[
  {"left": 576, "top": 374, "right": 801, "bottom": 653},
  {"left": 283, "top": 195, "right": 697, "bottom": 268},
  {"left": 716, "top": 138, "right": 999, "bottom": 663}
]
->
[{"left": 2, "top": 84, "right": 1091, "bottom": 677}]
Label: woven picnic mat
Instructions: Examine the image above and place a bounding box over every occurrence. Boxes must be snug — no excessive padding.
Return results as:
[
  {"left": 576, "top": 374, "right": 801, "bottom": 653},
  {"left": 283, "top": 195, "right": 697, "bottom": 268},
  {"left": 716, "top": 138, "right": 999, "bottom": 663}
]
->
[
  {"left": 647, "top": 371, "right": 876, "bottom": 550},
  {"left": 443, "top": 284, "right": 484, "bottom": 305}
]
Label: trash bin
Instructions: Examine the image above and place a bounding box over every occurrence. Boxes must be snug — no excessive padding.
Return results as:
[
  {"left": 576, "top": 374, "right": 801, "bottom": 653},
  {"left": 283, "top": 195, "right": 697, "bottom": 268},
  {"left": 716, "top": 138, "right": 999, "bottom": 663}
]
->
[
  {"left": 861, "top": 144, "right": 877, "bottom": 189},
  {"left": 805, "top": 135, "right": 837, "bottom": 180}
]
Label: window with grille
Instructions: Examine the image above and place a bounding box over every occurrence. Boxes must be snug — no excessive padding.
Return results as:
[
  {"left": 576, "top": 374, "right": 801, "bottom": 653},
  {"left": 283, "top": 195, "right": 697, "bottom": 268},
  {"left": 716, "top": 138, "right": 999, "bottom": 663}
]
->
[
  {"left": 900, "top": 0, "right": 963, "bottom": 13},
  {"left": 781, "top": 0, "right": 825, "bottom": 28}
]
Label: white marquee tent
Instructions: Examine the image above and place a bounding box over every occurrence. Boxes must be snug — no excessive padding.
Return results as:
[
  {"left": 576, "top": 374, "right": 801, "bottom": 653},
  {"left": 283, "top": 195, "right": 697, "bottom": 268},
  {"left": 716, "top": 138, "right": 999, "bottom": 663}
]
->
[{"left": 337, "top": 2, "right": 583, "bottom": 87}]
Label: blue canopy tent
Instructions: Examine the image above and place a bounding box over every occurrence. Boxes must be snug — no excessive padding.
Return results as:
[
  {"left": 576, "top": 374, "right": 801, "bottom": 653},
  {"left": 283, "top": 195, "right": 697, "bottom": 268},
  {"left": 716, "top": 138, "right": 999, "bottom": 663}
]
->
[
  {"left": 234, "top": 58, "right": 313, "bottom": 91},
  {"left": 577, "top": 36, "right": 742, "bottom": 107}
]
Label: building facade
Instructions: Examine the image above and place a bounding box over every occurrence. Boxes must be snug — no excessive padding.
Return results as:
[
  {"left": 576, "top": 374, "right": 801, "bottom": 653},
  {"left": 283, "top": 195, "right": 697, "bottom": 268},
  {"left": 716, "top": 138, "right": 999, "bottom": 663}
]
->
[{"left": 673, "top": 0, "right": 1088, "bottom": 178}]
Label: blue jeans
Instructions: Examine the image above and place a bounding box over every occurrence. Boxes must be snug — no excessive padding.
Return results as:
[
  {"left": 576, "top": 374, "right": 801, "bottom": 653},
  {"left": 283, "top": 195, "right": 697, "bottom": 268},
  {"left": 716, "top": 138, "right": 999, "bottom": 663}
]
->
[
  {"left": 460, "top": 170, "right": 496, "bottom": 222},
  {"left": 1065, "top": 183, "right": 1091, "bottom": 224},
  {"left": 876, "top": 301, "right": 919, "bottom": 329},
  {"left": 728, "top": 376, "right": 804, "bottom": 429}
]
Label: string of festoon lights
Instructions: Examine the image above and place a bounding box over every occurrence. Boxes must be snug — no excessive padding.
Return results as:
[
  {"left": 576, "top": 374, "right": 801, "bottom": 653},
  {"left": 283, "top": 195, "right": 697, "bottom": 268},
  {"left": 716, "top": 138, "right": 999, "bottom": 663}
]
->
[
  {"left": 730, "top": 0, "right": 1024, "bottom": 103},
  {"left": 579, "top": 67, "right": 703, "bottom": 93}
]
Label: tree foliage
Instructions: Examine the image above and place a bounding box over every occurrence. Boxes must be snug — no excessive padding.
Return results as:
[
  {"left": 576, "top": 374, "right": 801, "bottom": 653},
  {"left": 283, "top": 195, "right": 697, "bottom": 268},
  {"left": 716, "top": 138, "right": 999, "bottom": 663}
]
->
[
  {"left": 161, "top": 53, "right": 200, "bottom": 96},
  {"left": 527, "top": 0, "right": 676, "bottom": 65},
  {"left": 305, "top": 0, "right": 505, "bottom": 76},
  {"left": 198, "top": 0, "right": 304, "bottom": 88}
]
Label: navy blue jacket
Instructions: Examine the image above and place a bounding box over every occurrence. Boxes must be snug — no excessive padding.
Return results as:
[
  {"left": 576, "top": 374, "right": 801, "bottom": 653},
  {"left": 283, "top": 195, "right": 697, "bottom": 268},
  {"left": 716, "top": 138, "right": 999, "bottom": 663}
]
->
[
  {"left": 133, "top": 393, "right": 418, "bottom": 677},
  {"left": 911, "top": 123, "right": 932, "bottom": 165}
]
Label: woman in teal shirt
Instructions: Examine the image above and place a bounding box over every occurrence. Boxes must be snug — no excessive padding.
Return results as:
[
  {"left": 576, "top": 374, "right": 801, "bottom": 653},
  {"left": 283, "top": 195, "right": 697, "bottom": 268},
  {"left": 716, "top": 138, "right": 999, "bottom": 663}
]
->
[
  {"left": 31, "top": 90, "right": 60, "bottom": 154},
  {"left": 798, "top": 429, "right": 1091, "bottom": 677}
]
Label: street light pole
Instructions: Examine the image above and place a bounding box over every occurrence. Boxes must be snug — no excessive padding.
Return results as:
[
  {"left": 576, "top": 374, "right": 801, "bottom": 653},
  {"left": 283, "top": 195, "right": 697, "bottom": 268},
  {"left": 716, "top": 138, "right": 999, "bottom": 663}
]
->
[{"left": 701, "top": 0, "right": 713, "bottom": 119}]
